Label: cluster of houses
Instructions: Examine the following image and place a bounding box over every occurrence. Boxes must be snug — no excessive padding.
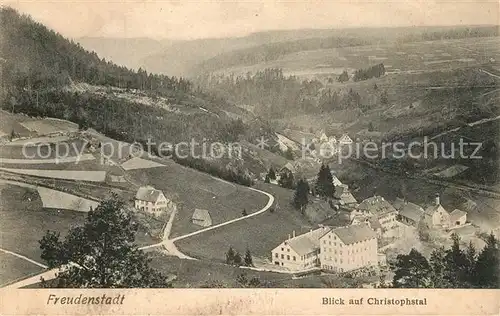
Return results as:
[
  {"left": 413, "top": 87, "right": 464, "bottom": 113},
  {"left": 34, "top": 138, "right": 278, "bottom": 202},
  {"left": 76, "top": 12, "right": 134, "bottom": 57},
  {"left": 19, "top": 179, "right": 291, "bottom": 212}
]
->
[{"left": 271, "top": 185, "right": 469, "bottom": 273}]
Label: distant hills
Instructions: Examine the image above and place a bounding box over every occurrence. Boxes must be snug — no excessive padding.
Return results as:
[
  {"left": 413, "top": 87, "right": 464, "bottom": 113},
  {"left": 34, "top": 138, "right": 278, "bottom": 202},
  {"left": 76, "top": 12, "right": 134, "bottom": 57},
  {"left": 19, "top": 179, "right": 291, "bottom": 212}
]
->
[{"left": 75, "top": 25, "right": 499, "bottom": 77}]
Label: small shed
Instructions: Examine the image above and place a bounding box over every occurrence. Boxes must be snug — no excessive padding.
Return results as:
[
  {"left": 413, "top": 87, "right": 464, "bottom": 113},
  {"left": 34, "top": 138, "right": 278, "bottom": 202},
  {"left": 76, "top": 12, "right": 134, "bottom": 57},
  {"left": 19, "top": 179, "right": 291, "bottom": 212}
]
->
[
  {"left": 192, "top": 209, "right": 212, "bottom": 227},
  {"left": 449, "top": 209, "right": 467, "bottom": 227}
]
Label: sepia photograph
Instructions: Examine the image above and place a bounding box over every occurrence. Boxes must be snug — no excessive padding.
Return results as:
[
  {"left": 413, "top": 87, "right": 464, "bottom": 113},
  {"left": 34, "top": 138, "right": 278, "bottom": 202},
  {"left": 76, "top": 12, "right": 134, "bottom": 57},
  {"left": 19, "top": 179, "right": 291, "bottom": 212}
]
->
[{"left": 0, "top": 0, "right": 498, "bottom": 313}]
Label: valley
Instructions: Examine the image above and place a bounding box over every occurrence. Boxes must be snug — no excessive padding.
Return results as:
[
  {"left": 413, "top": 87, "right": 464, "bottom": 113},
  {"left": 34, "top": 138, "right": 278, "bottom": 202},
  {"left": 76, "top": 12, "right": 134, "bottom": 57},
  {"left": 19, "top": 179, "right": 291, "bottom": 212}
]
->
[{"left": 0, "top": 5, "right": 498, "bottom": 290}]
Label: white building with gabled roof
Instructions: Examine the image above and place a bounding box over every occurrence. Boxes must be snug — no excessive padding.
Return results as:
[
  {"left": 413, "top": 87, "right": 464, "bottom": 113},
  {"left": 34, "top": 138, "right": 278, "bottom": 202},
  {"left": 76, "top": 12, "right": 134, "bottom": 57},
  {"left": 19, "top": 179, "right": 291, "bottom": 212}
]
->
[
  {"left": 271, "top": 227, "right": 330, "bottom": 271},
  {"left": 339, "top": 134, "right": 353, "bottom": 145},
  {"left": 134, "top": 186, "right": 176, "bottom": 217},
  {"left": 319, "top": 223, "right": 378, "bottom": 272}
]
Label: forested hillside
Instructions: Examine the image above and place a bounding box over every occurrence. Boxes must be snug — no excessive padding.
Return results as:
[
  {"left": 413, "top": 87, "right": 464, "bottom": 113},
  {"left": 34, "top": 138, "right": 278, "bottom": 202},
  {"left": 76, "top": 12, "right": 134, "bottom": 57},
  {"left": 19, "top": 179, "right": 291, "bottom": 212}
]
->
[{"left": 0, "top": 7, "right": 278, "bottom": 182}]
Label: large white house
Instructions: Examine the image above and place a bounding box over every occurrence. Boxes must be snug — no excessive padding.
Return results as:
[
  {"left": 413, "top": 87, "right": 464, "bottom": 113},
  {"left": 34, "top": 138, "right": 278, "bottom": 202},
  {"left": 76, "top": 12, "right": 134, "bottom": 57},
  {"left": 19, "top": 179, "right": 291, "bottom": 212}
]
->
[
  {"left": 134, "top": 186, "right": 176, "bottom": 217},
  {"left": 271, "top": 227, "right": 330, "bottom": 270},
  {"left": 319, "top": 224, "right": 378, "bottom": 272}
]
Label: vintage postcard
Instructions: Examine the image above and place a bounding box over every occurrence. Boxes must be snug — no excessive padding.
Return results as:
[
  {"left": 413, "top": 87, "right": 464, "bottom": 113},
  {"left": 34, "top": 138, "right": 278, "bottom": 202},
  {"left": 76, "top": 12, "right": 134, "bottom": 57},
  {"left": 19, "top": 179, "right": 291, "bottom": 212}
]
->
[{"left": 0, "top": 0, "right": 498, "bottom": 315}]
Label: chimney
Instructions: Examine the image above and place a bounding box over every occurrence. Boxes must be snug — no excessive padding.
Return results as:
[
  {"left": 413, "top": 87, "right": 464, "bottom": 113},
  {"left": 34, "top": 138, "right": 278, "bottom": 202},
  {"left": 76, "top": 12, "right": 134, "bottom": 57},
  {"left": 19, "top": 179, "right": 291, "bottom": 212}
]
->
[
  {"left": 435, "top": 193, "right": 440, "bottom": 206},
  {"left": 293, "top": 230, "right": 296, "bottom": 238},
  {"left": 288, "top": 234, "right": 291, "bottom": 240}
]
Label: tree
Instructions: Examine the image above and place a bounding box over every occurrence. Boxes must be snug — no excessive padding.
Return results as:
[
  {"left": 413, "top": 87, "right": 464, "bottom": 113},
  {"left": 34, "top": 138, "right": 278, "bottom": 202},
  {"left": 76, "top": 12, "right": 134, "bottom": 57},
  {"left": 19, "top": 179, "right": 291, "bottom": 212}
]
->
[
  {"left": 278, "top": 170, "right": 294, "bottom": 189},
  {"left": 293, "top": 179, "right": 309, "bottom": 213},
  {"left": 443, "top": 233, "right": 469, "bottom": 287},
  {"left": 315, "top": 164, "right": 335, "bottom": 198},
  {"left": 392, "top": 248, "right": 433, "bottom": 288},
  {"left": 429, "top": 246, "right": 449, "bottom": 288},
  {"left": 225, "top": 246, "right": 236, "bottom": 265},
  {"left": 267, "top": 167, "right": 276, "bottom": 180},
  {"left": 380, "top": 90, "right": 389, "bottom": 105},
  {"left": 337, "top": 70, "right": 349, "bottom": 83},
  {"left": 233, "top": 252, "right": 243, "bottom": 266},
  {"left": 284, "top": 147, "right": 294, "bottom": 160},
  {"left": 38, "top": 198, "right": 169, "bottom": 288},
  {"left": 244, "top": 248, "right": 253, "bottom": 267},
  {"left": 368, "top": 121, "right": 375, "bottom": 132},
  {"left": 474, "top": 233, "right": 499, "bottom": 288}
]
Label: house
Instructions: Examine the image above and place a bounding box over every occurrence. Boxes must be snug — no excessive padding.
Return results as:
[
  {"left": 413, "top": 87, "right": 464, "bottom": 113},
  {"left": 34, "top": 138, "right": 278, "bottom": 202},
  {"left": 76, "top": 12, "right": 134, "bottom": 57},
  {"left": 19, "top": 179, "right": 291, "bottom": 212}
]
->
[
  {"left": 397, "top": 201, "right": 425, "bottom": 227},
  {"left": 333, "top": 184, "right": 358, "bottom": 206},
  {"left": 319, "top": 224, "right": 378, "bottom": 272},
  {"left": 192, "top": 209, "right": 212, "bottom": 227},
  {"left": 271, "top": 227, "right": 330, "bottom": 271},
  {"left": 338, "top": 134, "right": 353, "bottom": 145},
  {"left": 393, "top": 197, "right": 425, "bottom": 227},
  {"left": 423, "top": 194, "right": 450, "bottom": 228},
  {"left": 357, "top": 196, "right": 399, "bottom": 238},
  {"left": 329, "top": 136, "right": 337, "bottom": 144},
  {"left": 134, "top": 186, "right": 176, "bottom": 217},
  {"left": 449, "top": 209, "right": 467, "bottom": 227},
  {"left": 351, "top": 215, "right": 383, "bottom": 237},
  {"left": 319, "top": 132, "right": 329, "bottom": 143}
]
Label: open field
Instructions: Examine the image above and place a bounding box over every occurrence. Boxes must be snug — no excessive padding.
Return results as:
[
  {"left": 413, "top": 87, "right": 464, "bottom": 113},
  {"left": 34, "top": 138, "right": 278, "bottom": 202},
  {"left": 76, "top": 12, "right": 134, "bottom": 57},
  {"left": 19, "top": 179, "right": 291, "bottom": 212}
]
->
[
  {"left": 213, "top": 37, "right": 500, "bottom": 79},
  {"left": 148, "top": 252, "right": 376, "bottom": 288},
  {"left": 0, "top": 183, "right": 157, "bottom": 285},
  {"left": 0, "top": 110, "right": 35, "bottom": 139},
  {"left": 19, "top": 118, "right": 78, "bottom": 136},
  {"left": 0, "top": 138, "right": 88, "bottom": 159},
  {"left": 128, "top": 161, "right": 269, "bottom": 238},
  {"left": 175, "top": 183, "right": 343, "bottom": 262},
  {"left": 0, "top": 252, "right": 45, "bottom": 287},
  {"left": 0, "top": 168, "right": 106, "bottom": 182}
]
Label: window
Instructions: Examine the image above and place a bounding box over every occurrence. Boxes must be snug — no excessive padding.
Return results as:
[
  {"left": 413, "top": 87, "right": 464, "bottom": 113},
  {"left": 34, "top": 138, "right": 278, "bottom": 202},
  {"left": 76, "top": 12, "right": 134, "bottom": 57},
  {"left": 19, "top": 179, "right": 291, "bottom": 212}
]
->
[
  {"left": 340, "top": 251, "right": 342, "bottom": 255},
  {"left": 329, "top": 241, "right": 331, "bottom": 245},
  {"left": 323, "top": 240, "right": 326, "bottom": 244},
  {"left": 334, "top": 250, "right": 337, "bottom": 254},
  {"left": 287, "top": 249, "right": 290, "bottom": 252},
  {"left": 334, "top": 242, "right": 336, "bottom": 246},
  {"left": 281, "top": 248, "right": 284, "bottom": 251},
  {"left": 287, "top": 255, "right": 290, "bottom": 260},
  {"left": 281, "top": 254, "right": 284, "bottom": 259},
  {"left": 275, "top": 253, "right": 278, "bottom": 258},
  {"left": 293, "top": 256, "right": 296, "bottom": 261},
  {"left": 340, "top": 259, "right": 343, "bottom": 264}
]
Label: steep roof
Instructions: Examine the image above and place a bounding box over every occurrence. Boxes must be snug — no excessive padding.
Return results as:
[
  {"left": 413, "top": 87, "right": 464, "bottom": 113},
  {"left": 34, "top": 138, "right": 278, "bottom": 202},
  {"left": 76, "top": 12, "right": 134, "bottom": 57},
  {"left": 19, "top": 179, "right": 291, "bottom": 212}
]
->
[
  {"left": 135, "top": 186, "right": 163, "bottom": 202},
  {"left": 392, "top": 197, "right": 406, "bottom": 210},
  {"left": 339, "top": 134, "right": 353, "bottom": 143},
  {"left": 449, "top": 209, "right": 467, "bottom": 222},
  {"left": 192, "top": 209, "right": 211, "bottom": 221},
  {"left": 358, "top": 196, "right": 397, "bottom": 215},
  {"left": 352, "top": 215, "right": 382, "bottom": 231},
  {"left": 399, "top": 202, "right": 425, "bottom": 223},
  {"left": 424, "top": 204, "right": 447, "bottom": 216},
  {"left": 285, "top": 227, "right": 330, "bottom": 256},
  {"left": 328, "top": 224, "right": 377, "bottom": 245}
]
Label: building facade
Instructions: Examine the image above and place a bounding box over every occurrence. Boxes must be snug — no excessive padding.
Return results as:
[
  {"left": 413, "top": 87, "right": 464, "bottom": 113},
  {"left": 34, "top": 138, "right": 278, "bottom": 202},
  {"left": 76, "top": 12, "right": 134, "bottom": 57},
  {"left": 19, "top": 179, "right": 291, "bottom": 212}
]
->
[
  {"left": 271, "top": 227, "right": 330, "bottom": 271},
  {"left": 319, "top": 224, "right": 378, "bottom": 272},
  {"left": 134, "top": 186, "right": 176, "bottom": 217}
]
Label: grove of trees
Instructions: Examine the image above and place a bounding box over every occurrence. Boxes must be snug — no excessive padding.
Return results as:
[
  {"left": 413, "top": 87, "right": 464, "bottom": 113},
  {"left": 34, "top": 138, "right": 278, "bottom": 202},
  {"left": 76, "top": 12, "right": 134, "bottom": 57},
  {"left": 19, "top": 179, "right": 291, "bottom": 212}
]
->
[
  {"left": 39, "top": 198, "right": 169, "bottom": 288},
  {"left": 391, "top": 233, "right": 499, "bottom": 288}
]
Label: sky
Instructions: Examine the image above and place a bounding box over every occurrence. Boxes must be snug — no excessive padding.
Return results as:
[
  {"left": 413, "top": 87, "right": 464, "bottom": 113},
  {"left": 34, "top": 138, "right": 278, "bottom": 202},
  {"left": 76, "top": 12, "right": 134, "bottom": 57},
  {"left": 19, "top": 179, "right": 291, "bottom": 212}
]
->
[{"left": 4, "top": 0, "right": 499, "bottom": 40}]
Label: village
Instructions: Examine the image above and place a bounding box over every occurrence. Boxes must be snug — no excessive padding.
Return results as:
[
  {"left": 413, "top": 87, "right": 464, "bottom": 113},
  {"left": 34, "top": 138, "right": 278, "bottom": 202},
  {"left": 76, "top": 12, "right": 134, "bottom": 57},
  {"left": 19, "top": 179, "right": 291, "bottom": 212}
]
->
[{"left": 131, "top": 129, "right": 474, "bottom": 284}]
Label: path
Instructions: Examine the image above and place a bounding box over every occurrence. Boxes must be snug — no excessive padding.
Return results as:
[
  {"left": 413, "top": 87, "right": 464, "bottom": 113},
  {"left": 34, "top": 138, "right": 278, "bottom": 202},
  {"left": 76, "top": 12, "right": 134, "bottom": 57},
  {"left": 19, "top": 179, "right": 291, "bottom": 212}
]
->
[
  {"left": 479, "top": 68, "right": 500, "bottom": 80},
  {"left": 139, "top": 186, "right": 274, "bottom": 260},
  {"left": 2, "top": 172, "right": 274, "bottom": 288},
  {"left": 0, "top": 248, "right": 47, "bottom": 269}
]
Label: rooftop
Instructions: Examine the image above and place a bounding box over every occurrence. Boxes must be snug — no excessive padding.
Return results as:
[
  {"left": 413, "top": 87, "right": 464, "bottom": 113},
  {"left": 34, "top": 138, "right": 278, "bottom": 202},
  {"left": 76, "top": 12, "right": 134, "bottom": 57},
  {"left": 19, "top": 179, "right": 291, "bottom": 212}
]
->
[
  {"left": 358, "top": 196, "right": 397, "bottom": 215},
  {"left": 326, "top": 223, "right": 377, "bottom": 245},
  {"left": 399, "top": 202, "right": 425, "bottom": 222},
  {"left": 284, "top": 227, "right": 330, "bottom": 256},
  {"left": 135, "top": 186, "right": 163, "bottom": 202}
]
